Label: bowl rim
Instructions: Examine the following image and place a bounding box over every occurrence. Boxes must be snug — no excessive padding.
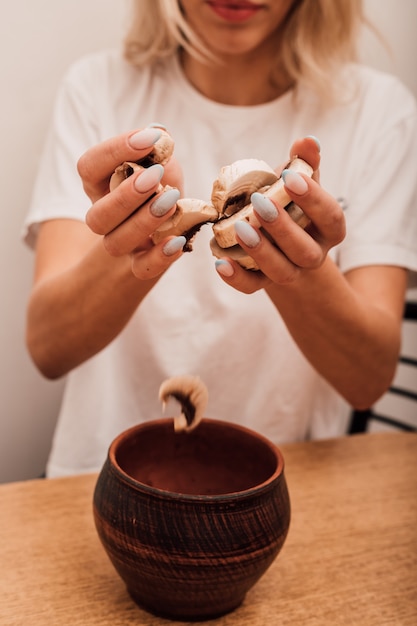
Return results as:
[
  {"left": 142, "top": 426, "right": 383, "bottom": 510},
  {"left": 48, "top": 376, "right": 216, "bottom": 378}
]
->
[{"left": 105, "top": 417, "right": 285, "bottom": 502}]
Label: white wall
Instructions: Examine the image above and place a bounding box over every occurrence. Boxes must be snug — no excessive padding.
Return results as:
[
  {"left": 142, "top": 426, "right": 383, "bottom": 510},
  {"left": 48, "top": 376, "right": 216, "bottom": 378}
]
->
[
  {"left": 0, "top": 0, "right": 127, "bottom": 482},
  {"left": 0, "top": 0, "right": 416, "bottom": 482},
  {"left": 359, "top": 0, "right": 417, "bottom": 97}
]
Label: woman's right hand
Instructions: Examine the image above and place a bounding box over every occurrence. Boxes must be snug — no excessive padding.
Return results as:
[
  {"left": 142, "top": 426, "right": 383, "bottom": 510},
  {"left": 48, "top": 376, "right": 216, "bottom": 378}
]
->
[{"left": 79, "top": 127, "right": 186, "bottom": 279}]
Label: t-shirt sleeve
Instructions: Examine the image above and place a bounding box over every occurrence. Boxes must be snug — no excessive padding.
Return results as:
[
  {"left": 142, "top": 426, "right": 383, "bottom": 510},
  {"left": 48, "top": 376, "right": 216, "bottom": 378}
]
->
[
  {"left": 22, "top": 60, "right": 101, "bottom": 249},
  {"left": 337, "top": 75, "right": 417, "bottom": 287}
]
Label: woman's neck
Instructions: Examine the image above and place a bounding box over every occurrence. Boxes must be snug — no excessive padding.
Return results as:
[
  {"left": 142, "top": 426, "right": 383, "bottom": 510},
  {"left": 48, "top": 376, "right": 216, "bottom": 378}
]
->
[{"left": 180, "top": 50, "right": 293, "bottom": 106}]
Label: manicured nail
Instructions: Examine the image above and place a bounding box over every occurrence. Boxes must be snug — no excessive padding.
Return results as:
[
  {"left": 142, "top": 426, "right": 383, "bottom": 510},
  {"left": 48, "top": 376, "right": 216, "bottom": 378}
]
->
[
  {"left": 147, "top": 122, "right": 167, "bottom": 130},
  {"left": 281, "top": 169, "right": 308, "bottom": 195},
  {"left": 162, "top": 236, "right": 186, "bottom": 256},
  {"left": 134, "top": 164, "right": 164, "bottom": 193},
  {"left": 128, "top": 128, "right": 162, "bottom": 149},
  {"left": 215, "top": 259, "right": 234, "bottom": 277},
  {"left": 234, "top": 221, "right": 261, "bottom": 248},
  {"left": 306, "top": 135, "right": 321, "bottom": 151},
  {"left": 150, "top": 188, "right": 180, "bottom": 217},
  {"left": 251, "top": 192, "right": 278, "bottom": 222}
]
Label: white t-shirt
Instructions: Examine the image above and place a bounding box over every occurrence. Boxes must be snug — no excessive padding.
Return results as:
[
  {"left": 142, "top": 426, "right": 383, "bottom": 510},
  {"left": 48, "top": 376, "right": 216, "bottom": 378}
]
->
[{"left": 23, "top": 50, "right": 417, "bottom": 477}]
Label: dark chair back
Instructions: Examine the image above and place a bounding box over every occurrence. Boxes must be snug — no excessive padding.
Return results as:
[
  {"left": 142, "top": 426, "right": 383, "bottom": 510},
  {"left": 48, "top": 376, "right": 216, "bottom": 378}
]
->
[{"left": 348, "top": 301, "right": 417, "bottom": 434}]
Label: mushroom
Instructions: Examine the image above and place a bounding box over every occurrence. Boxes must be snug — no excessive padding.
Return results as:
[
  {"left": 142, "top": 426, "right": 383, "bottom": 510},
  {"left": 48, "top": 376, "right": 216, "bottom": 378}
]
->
[
  {"left": 151, "top": 198, "right": 219, "bottom": 251},
  {"left": 159, "top": 375, "right": 209, "bottom": 433},
  {"left": 211, "top": 157, "right": 313, "bottom": 249},
  {"left": 208, "top": 157, "right": 313, "bottom": 270},
  {"left": 211, "top": 158, "right": 278, "bottom": 217}
]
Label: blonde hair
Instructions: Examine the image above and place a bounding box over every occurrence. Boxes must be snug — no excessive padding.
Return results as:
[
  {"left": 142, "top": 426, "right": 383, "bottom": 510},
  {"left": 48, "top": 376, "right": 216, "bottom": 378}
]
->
[{"left": 124, "top": 0, "right": 368, "bottom": 102}]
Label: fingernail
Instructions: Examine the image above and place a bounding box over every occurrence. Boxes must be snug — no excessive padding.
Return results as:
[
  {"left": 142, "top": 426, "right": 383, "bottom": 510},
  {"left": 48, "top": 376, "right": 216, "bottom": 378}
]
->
[
  {"left": 147, "top": 122, "right": 167, "bottom": 130},
  {"left": 215, "top": 259, "right": 234, "bottom": 277},
  {"left": 234, "top": 221, "right": 261, "bottom": 248},
  {"left": 281, "top": 169, "right": 308, "bottom": 195},
  {"left": 163, "top": 236, "right": 186, "bottom": 256},
  {"left": 129, "top": 128, "right": 162, "bottom": 150},
  {"left": 150, "top": 188, "right": 180, "bottom": 217},
  {"left": 134, "top": 164, "right": 164, "bottom": 193},
  {"left": 306, "top": 135, "right": 321, "bottom": 151},
  {"left": 251, "top": 192, "right": 278, "bottom": 222}
]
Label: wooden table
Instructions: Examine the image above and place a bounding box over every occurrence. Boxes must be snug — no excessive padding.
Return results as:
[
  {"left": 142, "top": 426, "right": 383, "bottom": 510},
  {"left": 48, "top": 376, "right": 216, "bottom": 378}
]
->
[{"left": 2, "top": 432, "right": 416, "bottom": 625}]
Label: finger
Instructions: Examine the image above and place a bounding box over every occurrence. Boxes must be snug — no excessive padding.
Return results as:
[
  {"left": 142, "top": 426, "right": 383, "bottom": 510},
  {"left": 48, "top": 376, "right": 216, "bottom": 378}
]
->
[
  {"left": 280, "top": 172, "right": 346, "bottom": 248},
  {"left": 233, "top": 221, "right": 302, "bottom": 284},
  {"left": 214, "top": 257, "right": 269, "bottom": 294},
  {"left": 252, "top": 195, "right": 326, "bottom": 269},
  {"left": 86, "top": 164, "right": 165, "bottom": 236},
  {"left": 103, "top": 186, "right": 181, "bottom": 257},
  {"left": 289, "top": 135, "right": 321, "bottom": 173},
  {"left": 162, "top": 156, "right": 185, "bottom": 194},
  {"left": 77, "top": 127, "right": 167, "bottom": 201},
  {"left": 130, "top": 235, "right": 186, "bottom": 280}
]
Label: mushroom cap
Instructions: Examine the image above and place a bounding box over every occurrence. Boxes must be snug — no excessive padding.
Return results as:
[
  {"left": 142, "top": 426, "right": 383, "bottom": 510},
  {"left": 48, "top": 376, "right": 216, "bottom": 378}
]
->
[{"left": 211, "top": 159, "right": 278, "bottom": 216}]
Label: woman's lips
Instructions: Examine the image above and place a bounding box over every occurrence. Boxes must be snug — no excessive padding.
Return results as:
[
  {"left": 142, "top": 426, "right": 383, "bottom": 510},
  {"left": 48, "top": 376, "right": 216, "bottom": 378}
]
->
[{"left": 206, "top": 1, "right": 264, "bottom": 23}]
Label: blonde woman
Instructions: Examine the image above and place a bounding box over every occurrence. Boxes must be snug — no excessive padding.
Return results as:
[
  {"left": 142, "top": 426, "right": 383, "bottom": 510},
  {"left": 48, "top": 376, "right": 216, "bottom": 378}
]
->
[{"left": 24, "top": 0, "right": 417, "bottom": 477}]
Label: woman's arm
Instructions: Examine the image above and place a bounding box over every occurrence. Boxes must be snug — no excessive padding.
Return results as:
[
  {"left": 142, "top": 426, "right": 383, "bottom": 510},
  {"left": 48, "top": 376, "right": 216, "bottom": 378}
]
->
[
  {"left": 267, "top": 261, "right": 407, "bottom": 409},
  {"left": 26, "top": 219, "right": 157, "bottom": 379}
]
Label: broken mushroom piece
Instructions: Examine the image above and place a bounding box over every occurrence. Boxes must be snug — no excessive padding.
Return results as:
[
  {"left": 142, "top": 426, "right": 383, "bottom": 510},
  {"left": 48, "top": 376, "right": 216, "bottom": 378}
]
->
[
  {"left": 209, "top": 157, "right": 313, "bottom": 269},
  {"left": 159, "top": 375, "right": 209, "bottom": 433},
  {"left": 110, "top": 162, "right": 144, "bottom": 192},
  {"left": 151, "top": 198, "right": 219, "bottom": 251},
  {"left": 212, "top": 157, "right": 313, "bottom": 249},
  {"left": 140, "top": 128, "right": 175, "bottom": 167},
  {"left": 211, "top": 158, "right": 279, "bottom": 217},
  {"left": 109, "top": 131, "right": 218, "bottom": 251}
]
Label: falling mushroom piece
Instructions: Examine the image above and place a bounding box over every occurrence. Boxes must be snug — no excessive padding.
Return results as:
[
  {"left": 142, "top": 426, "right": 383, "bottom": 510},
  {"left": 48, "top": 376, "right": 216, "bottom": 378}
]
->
[{"left": 159, "top": 375, "right": 209, "bottom": 433}]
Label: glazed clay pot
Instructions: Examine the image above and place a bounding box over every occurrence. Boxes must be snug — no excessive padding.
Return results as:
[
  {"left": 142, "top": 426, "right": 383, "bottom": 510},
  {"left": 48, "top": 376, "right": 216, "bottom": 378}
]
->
[{"left": 93, "top": 418, "right": 291, "bottom": 621}]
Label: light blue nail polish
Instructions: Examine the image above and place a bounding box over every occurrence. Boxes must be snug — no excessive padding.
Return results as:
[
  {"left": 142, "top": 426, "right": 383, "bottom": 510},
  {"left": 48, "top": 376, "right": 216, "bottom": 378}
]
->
[
  {"left": 215, "top": 259, "right": 234, "bottom": 277},
  {"left": 163, "top": 236, "right": 186, "bottom": 256},
  {"left": 129, "top": 128, "right": 162, "bottom": 149},
  {"left": 134, "top": 163, "right": 164, "bottom": 193},
  {"left": 306, "top": 135, "right": 321, "bottom": 151},
  {"left": 281, "top": 169, "right": 308, "bottom": 195},
  {"left": 150, "top": 188, "right": 180, "bottom": 217},
  {"left": 251, "top": 192, "right": 278, "bottom": 223},
  {"left": 281, "top": 169, "right": 290, "bottom": 182},
  {"left": 234, "top": 220, "right": 261, "bottom": 248},
  {"left": 147, "top": 122, "right": 168, "bottom": 130}
]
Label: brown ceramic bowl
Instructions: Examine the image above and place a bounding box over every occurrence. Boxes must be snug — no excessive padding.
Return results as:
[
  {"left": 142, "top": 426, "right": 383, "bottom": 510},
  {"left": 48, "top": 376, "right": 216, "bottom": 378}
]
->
[{"left": 93, "top": 418, "right": 290, "bottom": 621}]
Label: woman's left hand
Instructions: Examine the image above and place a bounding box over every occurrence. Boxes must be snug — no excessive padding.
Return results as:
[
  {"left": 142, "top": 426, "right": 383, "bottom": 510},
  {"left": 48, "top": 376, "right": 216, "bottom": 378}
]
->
[{"left": 214, "top": 136, "right": 346, "bottom": 292}]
